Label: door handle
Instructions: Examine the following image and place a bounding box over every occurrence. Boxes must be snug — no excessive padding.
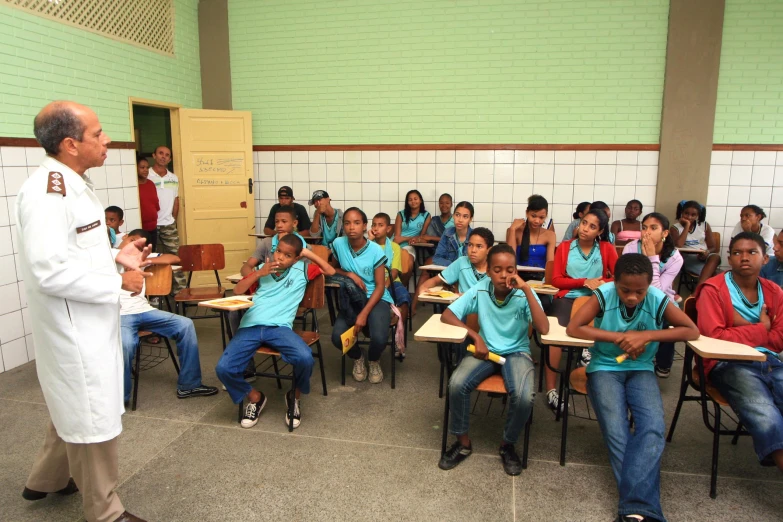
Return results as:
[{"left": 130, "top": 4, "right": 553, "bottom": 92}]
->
[{"left": 248, "top": 178, "right": 253, "bottom": 194}]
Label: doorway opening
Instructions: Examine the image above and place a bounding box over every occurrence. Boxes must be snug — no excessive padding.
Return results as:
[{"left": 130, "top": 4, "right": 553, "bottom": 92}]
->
[{"left": 132, "top": 104, "right": 173, "bottom": 169}]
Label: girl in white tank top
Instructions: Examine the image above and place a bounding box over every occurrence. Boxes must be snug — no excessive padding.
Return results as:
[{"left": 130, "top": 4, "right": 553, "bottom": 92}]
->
[{"left": 672, "top": 220, "right": 707, "bottom": 250}]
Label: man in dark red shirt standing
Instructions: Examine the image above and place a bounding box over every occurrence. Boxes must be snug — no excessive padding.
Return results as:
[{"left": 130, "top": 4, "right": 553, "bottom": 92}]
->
[{"left": 137, "top": 156, "right": 160, "bottom": 251}]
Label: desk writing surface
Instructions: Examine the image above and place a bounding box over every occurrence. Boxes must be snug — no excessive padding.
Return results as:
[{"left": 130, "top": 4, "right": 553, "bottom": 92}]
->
[
  {"left": 688, "top": 337, "right": 766, "bottom": 361},
  {"left": 418, "top": 291, "right": 460, "bottom": 304},
  {"left": 527, "top": 281, "right": 558, "bottom": 295},
  {"left": 539, "top": 317, "right": 593, "bottom": 347},
  {"left": 414, "top": 314, "right": 468, "bottom": 343},
  {"left": 419, "top": 264, "right": 446, "bottom": 272},
  {"left": 226, "top": 273, "right": 242, "bottom": 283},
  {"left": 517, "top": 265, "right": 545, "bottom": 273},
  {"left": 198, "top": 295, "right": 253, "bottom": 311}
]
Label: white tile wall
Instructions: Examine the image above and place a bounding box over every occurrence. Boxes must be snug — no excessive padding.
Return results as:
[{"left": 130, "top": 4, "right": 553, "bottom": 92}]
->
[
  {"left": 0, "top": 145, "right": 140, "bottom": 374},
  {"left": 708, "top": 150, "right": 783, "bottom": 267},
  {"left": 253, "top": 148, "right": 659, "bottom": 245}
]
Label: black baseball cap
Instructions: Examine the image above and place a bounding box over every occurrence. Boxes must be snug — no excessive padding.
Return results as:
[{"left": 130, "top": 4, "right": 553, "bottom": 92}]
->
[
  {"left": 308, "top": 190, "right": 330, "bottom": 206},
  {"left": 278, "top": 186, "right": 294, "bottom": 198}
]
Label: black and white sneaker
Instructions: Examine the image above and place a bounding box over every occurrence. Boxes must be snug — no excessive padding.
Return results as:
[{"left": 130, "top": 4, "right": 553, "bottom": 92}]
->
[
  {"left": 285, "top": 390, "right": 301, "bottom": 429},
  {"left": 241, "top": 393, "right": 267, "bottom": 429},
  {"left": 438, "top": 441, "right": 473, "bottom": 470},
  {"left": 546, "top": 389, "right": 564, "bottom": 412},
  {"left": 176, "top": 385, "right": 219, "bottom": 399},
  {"left": 578, "top": 348, "right": 592, "bottom": 367},
  {"left": 654, "top": 366, "right": 671, "bottom": 379}
]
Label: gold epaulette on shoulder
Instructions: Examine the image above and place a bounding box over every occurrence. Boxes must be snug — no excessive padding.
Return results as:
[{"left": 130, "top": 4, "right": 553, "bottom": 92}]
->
[{"left": 47, "top": 171, "right": 66, "bottom": 196}]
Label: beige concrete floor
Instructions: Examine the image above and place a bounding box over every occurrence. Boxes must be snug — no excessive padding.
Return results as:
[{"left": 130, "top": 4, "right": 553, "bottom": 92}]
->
[{"left": 1, "top": 307, "right": 781, "bottom": 522}]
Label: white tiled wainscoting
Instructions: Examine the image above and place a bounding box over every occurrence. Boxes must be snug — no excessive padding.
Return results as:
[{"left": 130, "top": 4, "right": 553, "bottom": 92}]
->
[
  {"left": 707, "top": 150, "right": 783, "bottom": 266},
  {"left": 0, "top": 145, "right": 140, "bottom": 373},
  {"left": 252, "top": 149, "right": 660, "bottom": 245}
]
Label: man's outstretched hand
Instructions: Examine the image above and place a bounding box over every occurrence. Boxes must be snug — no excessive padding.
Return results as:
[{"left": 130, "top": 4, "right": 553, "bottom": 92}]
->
[{"left": 116, "top": 238, "right": 153, "bottom": 271}]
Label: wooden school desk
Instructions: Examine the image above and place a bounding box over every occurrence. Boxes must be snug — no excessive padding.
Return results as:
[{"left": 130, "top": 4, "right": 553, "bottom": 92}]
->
[
  {"left": 414, "top": 314, "right": 469, "bottom": 398},
  {"left": 198, "top": 295, "right": 253, "bottom": 346},
  {"left": 539, "top": 316, "right": 594, "bottom": 464}
]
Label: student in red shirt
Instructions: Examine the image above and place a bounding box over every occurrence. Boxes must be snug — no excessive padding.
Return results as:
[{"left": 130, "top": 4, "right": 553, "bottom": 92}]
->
[
  {"left": 693, "top": 232, "right": 783, "bottom": 470},
  {"left": 137, "top": 156, "right": 160, "bottom": 251}
]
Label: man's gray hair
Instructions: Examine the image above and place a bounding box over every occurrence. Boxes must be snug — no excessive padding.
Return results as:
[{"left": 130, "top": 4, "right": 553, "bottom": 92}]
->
[{"left": 33, "top": 103, "right": 85, "bottom": 155}]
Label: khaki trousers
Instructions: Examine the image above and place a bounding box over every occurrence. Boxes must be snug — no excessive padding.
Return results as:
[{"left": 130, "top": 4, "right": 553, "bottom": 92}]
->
[{"left": 26, "top": 421, "right": 124, "bottom": 522}]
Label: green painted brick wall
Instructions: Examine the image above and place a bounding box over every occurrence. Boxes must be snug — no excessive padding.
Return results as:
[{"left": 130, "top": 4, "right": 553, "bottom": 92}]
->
[
  {"left": 713, "top": 0, "right": 783, "bottom": 144},
  {"left": 0, "top": 0, "right": 202, "bottom": 142},
  {"left": 229, "top": 0, "right": 670, "bottom": 145}
]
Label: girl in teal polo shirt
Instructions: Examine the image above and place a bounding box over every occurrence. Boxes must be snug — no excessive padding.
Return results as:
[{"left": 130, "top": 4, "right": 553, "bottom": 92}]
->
[
  {"left": 567, "top": 254, "right": 698, "bottom": 522},
  {"left": 394, "top": 189, "right": 433, "bottom": 257},
  {"left": 330, "top": 208, "right": 394, "bottom": 384}
]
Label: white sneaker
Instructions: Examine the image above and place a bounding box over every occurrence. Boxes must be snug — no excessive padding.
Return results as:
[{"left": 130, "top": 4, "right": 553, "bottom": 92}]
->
[
  {"left": 546, "top": 389, "right": 564, "bottom": 412},
  {"left": 352, "top": 355, "right": 367, "bottom": 382},
  {"left": 368, "top": 361, "right": 383, "bottom": 384}
]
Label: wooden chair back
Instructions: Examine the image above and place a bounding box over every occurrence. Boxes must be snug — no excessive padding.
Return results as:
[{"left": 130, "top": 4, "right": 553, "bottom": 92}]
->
[
  {"left": 683, "top": 296, "right": 697, "bottom": 323},
  {"left": 544, "top": 260, "right": 554, "bottom": 285},
  {"left": 712, "top": 232, "right": 721, "bottom": 253},
  {"left": 300, "top": 274, "right": 325, "bottom": 310},
  {"left": 311, "top": 245, "right": 331, "bottom": 263},
  {"left": 615, "top": 244, "right": 625, "bottom": 258},
  {"left": 177, "top": 244, "right": 226, "bottom": 272},
  {"left": 571, "top": 296, "right": 593, "bottom": 326},
  {"left": 144, "top": 264, "right": 172, "bottom": 296}
]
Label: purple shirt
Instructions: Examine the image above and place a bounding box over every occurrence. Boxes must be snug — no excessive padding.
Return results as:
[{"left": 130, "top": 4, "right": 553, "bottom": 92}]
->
[{"left": 622, "top": 240, "right": 683, "bottom": 299}]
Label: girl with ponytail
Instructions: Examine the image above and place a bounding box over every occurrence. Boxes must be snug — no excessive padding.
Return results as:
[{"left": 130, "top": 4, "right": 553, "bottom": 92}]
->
[
  {"left": 622, "top": 212, "right": 683, "bottom": 378},
  {"left": 670, "top": 200, "right": 720, "bottom": 285},
  {"left": 544, "top": 209, "right": 619, "bottom": 411}
]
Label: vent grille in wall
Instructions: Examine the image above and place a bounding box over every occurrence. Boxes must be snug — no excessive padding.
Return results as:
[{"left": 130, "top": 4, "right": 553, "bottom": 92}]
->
[{"left": 3, "top": 0, "right": 174, "bottom": 56}]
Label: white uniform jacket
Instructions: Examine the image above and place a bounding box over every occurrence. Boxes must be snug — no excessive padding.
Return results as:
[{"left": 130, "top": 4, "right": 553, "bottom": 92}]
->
[{"left": 16, "top": 156, "right": 124, "bottom": 444}]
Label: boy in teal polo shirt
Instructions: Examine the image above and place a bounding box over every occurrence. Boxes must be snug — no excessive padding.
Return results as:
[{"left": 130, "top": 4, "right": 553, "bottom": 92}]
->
[
  {"left": 439, "top": 244, "right": 549, "bottom": 476},
  {"left": 436, "top": 228, "right": 494, "bottom": 293},
  {"left": 215, "top": 234, "right": 335, "bottom": 430},
  {"left": 567, "top": 254, "right": 698, "bottom": 522},
  {"left": 240, "top": 206, "right": 308, "bottom": 277}
]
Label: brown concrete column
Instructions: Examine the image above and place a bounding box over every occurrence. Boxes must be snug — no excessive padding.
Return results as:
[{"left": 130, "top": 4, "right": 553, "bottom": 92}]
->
[
  {"left": 656, "top": 0, "right": 725, "bottom": 217},
  {"left": 198, "top": 0, "right": 233, "bottom": 110}
]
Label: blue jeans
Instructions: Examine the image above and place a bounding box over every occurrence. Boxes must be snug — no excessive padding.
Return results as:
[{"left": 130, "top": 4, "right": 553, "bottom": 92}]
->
[
  {"left": 215, "top": 325, "right": 314, "bottom": 403},
  {"left": 655, "top": 342, "right": 675, "bottom": 370},
  {"left": 331, "top": 301, "right": 391, "bottom": 361},
  {"left": 448, "top": 352, "right": 535, "bottom": 445},
  {"left": 710, "top": 354, "right": 783, "bottom": 462},
  {"left": 391, "top": 281, "right": 412, "bottom": 307},
  {"left": 120, "top": 309, "right": 204, "bottom": 402},
  {"left": 587, "top": 370, "right": 666, "bottom": 522}
]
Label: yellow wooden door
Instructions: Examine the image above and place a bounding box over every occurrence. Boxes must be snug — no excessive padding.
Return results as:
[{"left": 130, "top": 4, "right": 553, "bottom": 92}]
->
[{"left": 171, "top": 108, "right": 255, "bottom": 287}]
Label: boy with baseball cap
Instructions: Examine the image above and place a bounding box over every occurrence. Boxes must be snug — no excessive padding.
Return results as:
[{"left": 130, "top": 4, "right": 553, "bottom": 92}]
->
[
  {"left": 263, "top": 185, "right": 311, "bottom": 235},
  {"left": 309, "top": 190, "right": 343, "bottom": 250}
]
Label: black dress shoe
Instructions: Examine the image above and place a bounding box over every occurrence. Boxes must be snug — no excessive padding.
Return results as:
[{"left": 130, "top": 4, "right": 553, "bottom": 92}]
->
[
  {"left": 22, "top": 477, "right": 79, "bottom": 500},
  {"left": 113, "top": 511, "right": 147, "bottom": 522}
]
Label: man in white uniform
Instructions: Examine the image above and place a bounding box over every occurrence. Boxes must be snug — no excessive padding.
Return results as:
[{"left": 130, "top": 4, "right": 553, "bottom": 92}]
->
[
  {"left": 17, "top": 101, "right": 149, "bottom": 522},
  {"left": 147, "top": 145, "right": 186, "bottom": 293}
]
